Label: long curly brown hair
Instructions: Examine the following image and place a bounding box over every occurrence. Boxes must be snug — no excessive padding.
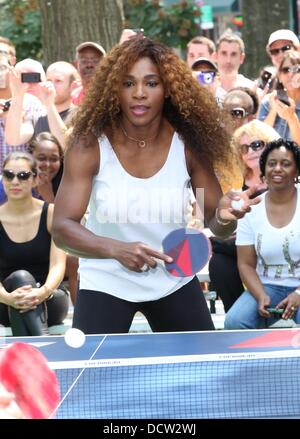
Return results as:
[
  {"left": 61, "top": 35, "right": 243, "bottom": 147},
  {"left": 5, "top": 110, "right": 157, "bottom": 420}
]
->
[{"left": 68, "top": 37, "right": 232, "bottom": 169}]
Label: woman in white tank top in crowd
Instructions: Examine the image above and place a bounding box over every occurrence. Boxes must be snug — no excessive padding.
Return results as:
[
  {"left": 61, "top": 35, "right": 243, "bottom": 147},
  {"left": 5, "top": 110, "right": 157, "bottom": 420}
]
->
[{"left": 53, "top": 37, "right": 259, "bottom": 334}]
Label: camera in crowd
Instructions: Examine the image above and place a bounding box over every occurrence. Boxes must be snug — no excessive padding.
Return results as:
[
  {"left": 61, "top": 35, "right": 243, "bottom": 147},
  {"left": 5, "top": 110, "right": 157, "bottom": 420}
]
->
[
  {"left": 196, "top": 71, "right": 216, "bottom": 85},
  {"left": 21, "top": 72, "right": 41, "bottom": 83},
  {"left": 258, "top": 66, "right": 276, "bottom": 90}
]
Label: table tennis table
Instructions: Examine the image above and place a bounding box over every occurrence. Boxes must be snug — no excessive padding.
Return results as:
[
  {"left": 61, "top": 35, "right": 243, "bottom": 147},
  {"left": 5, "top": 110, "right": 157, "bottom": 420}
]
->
[{"left": 1, "top": 329, "right": 300, "bottom": 419}]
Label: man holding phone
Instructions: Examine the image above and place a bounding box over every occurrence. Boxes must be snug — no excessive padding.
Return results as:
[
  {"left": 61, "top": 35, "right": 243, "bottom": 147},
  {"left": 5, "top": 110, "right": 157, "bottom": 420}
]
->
[
  {"left": 5, "top": 59, "right": 79, "bottom": 149},
  {"left": 0, "top": 56, "right": 43, "bottom": 169},
  {"left": 3, "top": 58, "right": 46, "bottom": 150}
]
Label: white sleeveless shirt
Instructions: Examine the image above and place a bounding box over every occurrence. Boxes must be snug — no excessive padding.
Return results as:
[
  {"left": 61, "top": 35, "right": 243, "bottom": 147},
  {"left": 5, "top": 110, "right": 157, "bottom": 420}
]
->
[{"left": 79, "top": 132, "right": 194, "bottom": 302}]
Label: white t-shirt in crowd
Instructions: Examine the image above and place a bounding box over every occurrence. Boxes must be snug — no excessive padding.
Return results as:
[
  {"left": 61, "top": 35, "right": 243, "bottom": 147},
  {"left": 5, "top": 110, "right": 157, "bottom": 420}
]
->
[
  {"left": 215, "top": 74, "right": 256, "bottom": 104},
  {"left": 236, "top": 188, "right": 300, "bottom": 287}
]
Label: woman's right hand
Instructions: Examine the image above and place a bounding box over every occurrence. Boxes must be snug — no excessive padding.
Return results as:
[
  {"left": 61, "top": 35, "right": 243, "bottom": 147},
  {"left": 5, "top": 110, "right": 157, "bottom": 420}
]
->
[
  {"left": 257, "top": 294, "right": 271, "bottom": 318},
  {"left": 113, "top": 241, "right": 173, "bottom": 272}
]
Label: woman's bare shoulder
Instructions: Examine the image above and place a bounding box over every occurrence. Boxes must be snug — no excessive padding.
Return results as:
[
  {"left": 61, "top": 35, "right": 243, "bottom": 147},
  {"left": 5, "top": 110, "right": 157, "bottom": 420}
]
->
[{"left": 65, "top": 133, "right": 100, "bottom": 176}]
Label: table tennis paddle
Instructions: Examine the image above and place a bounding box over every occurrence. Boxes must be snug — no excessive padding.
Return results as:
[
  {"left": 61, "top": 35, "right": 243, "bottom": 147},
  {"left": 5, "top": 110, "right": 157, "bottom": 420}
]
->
[
  {"left": 0, "top": 342, "right": 60, "bottom": 419},
  {"left": 162, "top": 227, "right": 211, "bottom": 277}
]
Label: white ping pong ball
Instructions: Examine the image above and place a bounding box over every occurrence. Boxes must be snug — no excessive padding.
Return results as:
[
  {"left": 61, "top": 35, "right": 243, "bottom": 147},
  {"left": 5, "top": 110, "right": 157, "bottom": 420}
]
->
[
  {"left": 231, "top": 199, "right": 245, "bottom": 210},
  {"left": 64, "top": 328, "right": 86, "bottom": 348}
]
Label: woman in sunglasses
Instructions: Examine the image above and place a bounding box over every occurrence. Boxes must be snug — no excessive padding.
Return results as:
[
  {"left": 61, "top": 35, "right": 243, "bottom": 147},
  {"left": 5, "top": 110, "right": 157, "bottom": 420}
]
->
[
  {"left": 0, "top": 151, "right": 68, "bottom": 336},
  {"left": 0, "top": 131, "right": 64, "bottom": 205},
  {"left": 258, "top": 50, "right": 300, "bottom": 145},
  {"left": 209, "top": 120, "right": 280, "bottom": 312},
  {"left": 234, "top": 120, "right": 280, "bottom": 192},
  {"left": 225, "top": 138, "right": 300, "bottom": 329}
]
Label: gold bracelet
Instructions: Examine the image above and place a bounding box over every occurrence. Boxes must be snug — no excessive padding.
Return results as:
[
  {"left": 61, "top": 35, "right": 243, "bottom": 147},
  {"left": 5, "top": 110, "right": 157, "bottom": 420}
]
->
[{"left": 215, "top": 208, "right": 231, "bottom": 226}]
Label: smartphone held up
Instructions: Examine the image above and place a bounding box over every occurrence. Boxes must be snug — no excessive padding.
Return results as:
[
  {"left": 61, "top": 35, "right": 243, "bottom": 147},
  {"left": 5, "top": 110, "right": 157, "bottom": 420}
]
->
[
  {"left": 258, "top": 66, "right": 276, "bottom": 90},
  {"left": 2, "top": 99, "right": 11, "bottom": 112},
  {"left": 277, "top": 88, "right": 290, "bottom": 106},
  {"left": 196, "top": 71, "right": 216, "bottom": 85},
  {"left": 21, "top": 72, "right": 41, "bottom": 83}
]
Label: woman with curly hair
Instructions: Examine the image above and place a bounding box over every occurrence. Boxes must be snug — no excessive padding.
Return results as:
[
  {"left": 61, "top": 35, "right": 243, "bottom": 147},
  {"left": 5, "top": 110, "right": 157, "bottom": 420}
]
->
[
  {"left": 225, "top": 138, "right": 300, "bottom": 329},
  {"left": 53, "top": 37, "right": 258, "bottom": 334}
]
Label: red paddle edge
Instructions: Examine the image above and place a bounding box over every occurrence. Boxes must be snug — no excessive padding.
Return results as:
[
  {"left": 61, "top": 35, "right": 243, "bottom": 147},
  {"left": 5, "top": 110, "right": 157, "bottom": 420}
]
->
[{"left": 0, "top": 342, "right": 60, "bottom": 419}]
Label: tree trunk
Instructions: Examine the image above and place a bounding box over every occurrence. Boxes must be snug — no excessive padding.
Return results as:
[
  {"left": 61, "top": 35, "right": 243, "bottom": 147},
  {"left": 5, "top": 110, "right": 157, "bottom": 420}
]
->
[
  {"left": 39, "top": 0, "right": 124, "bottom": 66},
  {"left": 242, "top": 0, "right": 289, "bottom": 79}
]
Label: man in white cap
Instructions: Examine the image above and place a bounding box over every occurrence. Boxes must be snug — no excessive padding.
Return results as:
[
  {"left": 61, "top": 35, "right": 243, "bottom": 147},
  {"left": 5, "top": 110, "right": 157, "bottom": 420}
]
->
[
  {"left": 72, "top": 41, "right": 106, "bottom": 105},
  {"left": 267, "top": 29, "right": 299, "bottom": 68}
]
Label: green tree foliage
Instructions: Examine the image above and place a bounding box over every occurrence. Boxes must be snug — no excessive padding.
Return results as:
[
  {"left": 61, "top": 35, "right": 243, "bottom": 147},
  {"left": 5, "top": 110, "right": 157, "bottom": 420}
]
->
[
  {"left": 0, "top": 0, "right": 41, "bottom": 60},
  {"left": 124, "top": 0, "right": 200, "bottom": 49}
]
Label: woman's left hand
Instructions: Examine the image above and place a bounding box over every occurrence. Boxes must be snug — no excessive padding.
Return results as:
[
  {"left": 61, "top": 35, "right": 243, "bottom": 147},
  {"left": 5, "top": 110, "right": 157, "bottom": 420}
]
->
[
  {"left": 276, "top": 292, "right": 300, "bottom": 320},
  {"left": 217, "top": 186, "right": 262, "bottom": 222}
]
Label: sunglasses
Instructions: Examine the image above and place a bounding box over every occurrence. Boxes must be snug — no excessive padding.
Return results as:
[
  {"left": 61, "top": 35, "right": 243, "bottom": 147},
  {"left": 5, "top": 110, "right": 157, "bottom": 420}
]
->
[
  {"left": 78, "top": 58, "right": 100, "bottom": 66},
  {"left": 2, "top": 169, "right": 36, "bottom": 181},
  {"left": 280, "top": 65, "right": 300, "bottom": 74},
  {"left": 240, "top": 140, "right": 265, "bottom": 154},
  {"left": 269, "top": 44, "right": 293, "bottom": 56},
  {"left": 196, "top": 71, "right": 216, "bottom": 85},
  {"left": 230, "top": 107, "right": 249, "bottom": 119}
]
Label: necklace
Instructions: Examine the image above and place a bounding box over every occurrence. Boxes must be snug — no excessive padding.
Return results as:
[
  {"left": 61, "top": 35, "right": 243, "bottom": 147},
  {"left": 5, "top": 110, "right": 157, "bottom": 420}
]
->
[{"left": 120, "top": 124, "right": 157, "bottom": 148}]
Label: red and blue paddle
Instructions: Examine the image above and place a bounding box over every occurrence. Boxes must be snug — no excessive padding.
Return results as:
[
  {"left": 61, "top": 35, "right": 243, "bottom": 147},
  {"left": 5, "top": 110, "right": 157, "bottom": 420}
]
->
[{"left": 162, "top": 227, "right": 211, "bottom": 277}]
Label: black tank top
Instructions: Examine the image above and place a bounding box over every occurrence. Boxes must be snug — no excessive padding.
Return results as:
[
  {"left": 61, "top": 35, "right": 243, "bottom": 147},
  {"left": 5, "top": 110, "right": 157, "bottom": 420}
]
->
[{"left": 0, "top": 202, "right": 51, "bottom": 284}]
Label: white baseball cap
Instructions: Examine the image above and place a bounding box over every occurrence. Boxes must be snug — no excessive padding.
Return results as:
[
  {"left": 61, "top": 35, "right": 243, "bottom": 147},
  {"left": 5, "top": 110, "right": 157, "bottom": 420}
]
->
[
  {"left": 267, "top": 29, "right": 299, "bottom": 48},
  {"left": 76, "top": 42, "right": 106, "bottom": 57}
]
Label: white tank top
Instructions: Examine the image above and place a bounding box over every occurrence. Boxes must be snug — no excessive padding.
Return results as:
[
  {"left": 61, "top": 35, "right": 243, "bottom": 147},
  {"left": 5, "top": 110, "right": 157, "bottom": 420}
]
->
[{"left": 79, "top": 132, "right": 194, "bottom": 302}]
